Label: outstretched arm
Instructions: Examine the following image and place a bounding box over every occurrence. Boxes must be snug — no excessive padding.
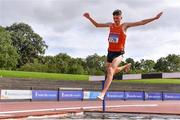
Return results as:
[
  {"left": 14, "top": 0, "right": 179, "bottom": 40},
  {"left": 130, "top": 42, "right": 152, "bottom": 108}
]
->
[
  {"left": 124, "top": 12, "right": 163, "bottom": 30},
  {"left": 83, "top": 13, "right": 111, "bottom": 27}
]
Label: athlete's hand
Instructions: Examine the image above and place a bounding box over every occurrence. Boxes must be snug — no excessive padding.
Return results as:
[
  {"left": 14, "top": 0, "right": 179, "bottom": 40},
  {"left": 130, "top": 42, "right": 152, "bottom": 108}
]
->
[
  {"left": 154, "top": 12, "right": 163, "bottom": 19},
  {"left": 83, "top": 12, "right": 90, "bottom": 19}
]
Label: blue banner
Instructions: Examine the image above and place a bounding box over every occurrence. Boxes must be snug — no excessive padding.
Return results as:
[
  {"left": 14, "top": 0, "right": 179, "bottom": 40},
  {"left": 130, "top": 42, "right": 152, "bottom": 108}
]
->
[
  {"left": 106, "top": 92, "right": 124, "bottom": 100},
  {"left": 125, "top": 92, "right": 144, "bottom": 100},
  {"left": 89, "top": 91, "right": 100, "bottom": 99},
  {"left": 145, "top": 92, "right": 162, "bottom": 100},
  {"left": 32, "top": 90, "right": 58, "bottom": 100},
  {"left": 163, "top": 93, "right": 180, "bottom": 100},
  {"left": 59, "top": 91, "right": 83, "bottom": 100}
]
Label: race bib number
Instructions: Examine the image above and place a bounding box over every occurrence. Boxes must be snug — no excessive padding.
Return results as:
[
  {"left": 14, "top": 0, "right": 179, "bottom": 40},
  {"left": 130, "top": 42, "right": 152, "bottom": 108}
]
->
[{"left": 108, "top": 33, "right": 119, "bottom": 43}]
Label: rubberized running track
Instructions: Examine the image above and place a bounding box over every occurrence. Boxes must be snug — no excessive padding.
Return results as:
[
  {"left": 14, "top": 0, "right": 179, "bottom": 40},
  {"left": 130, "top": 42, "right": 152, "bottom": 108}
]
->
[{"left": 1, "top": 101, "right": 180, "bottom": 119}]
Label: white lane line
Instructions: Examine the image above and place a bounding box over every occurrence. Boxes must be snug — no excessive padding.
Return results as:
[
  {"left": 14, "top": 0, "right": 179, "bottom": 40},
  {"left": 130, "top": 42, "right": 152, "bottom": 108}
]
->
[
  {"left": 0, "top": 114, "right": 13, "bottom": 117},
  {"left": 0, "top": 104, "right": 158, "bottom": 114},
  {"left": 83, "top": 104, "right": 158, "bottom": 109}
]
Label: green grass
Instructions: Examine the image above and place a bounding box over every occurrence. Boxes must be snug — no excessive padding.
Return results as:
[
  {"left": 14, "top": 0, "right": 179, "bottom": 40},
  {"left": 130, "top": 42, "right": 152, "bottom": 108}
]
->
[
  {"left": 0, "top": 70, "right": 89, "bottom": 81},
  {"left": 114, "top": 79, "right": 180, "bottom": 84},
  {"left": 0, "top": 70, "right": 180, "bottom": 84}
]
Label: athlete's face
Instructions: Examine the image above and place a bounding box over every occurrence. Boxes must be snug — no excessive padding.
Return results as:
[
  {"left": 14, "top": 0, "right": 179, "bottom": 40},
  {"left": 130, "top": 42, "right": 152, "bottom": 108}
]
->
[{"left": 113, "top": 15, "right": 122, "bottom": 24}]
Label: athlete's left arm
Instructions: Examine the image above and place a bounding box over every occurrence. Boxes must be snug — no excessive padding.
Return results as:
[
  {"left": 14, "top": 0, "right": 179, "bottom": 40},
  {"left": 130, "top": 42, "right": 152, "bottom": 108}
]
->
[{"left": 123, "top": 12, "right": 163, "bottom": 30}]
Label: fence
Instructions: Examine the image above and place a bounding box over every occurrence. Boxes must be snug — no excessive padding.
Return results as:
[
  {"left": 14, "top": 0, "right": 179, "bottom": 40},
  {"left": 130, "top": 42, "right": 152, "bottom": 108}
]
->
[{"left": 1, "top": 89, "right": 180, "bottom": 101}]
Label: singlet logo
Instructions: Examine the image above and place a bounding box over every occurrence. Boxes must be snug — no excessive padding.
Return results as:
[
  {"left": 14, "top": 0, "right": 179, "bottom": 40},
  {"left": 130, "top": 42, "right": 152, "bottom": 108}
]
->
[{"left": 108, "top": 33, "right": 119, "bottom": 43}]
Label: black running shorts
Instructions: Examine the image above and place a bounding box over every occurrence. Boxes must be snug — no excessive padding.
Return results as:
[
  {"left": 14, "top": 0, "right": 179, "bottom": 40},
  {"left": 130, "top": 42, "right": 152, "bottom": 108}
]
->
[{"left": 107, "top": 51, "right": 124, "bottom": 63}]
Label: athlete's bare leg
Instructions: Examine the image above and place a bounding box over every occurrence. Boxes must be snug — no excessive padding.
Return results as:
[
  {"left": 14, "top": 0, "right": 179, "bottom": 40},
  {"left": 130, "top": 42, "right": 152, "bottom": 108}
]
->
[
  {"left": 114, "top": 63, "right": 131, "bottom": 74},
  {"left": 97, "top": 56, "right": 123, "bottom": 100},
  {"left": 97, "top": 57, "right": 131, "bottom": 100}
]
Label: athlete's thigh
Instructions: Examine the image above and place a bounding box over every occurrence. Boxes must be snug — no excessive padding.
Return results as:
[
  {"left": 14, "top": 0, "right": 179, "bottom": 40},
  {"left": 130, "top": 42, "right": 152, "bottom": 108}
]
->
[
  {"left": 111, "top": 55, "right": 123, "bottom": 69},
  {"left": 105, "top": 61, "right": 112, "bottom": 70}
]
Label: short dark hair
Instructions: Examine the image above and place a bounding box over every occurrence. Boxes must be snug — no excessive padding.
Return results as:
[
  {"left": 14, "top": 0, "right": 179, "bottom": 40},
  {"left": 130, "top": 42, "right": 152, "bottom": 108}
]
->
[{"left": 113, "top": 9, "right": 122, "bottom": 16}]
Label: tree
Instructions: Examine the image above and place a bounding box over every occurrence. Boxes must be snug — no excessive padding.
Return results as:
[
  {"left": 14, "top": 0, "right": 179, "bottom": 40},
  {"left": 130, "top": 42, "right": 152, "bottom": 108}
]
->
[
  {"left": 154, "top": 54, "right": 180, "bottom": 72},
  {"left": 68, "top": 58, "right": 86, "bottom": 74},
  {"left": 166, "top": 54, "right": 180, "bottom": 72},
  {"left": 68, "top": 59, "right": 84, "bottom": 74},
  {"left": 37, "top": 55, "right": 58, "bottom": 73},
  {"left": 154, "top": 57, "right": 168, "bottom": 72},
  {"left": 6, "top": 23, "right": 48, "bottom": 67},
  {"left": 85, "top": 54, "right": 106, "bottom": 75},
  {"left": 0, "top": 26, "right": 19, "bottom": 69},
  {"left": 143, "top": 60, "right": 155, "bottom": 72},
  {"left": 19, "top": 62, "right": 48, "bottom": 72},
  {"left": 134, "top": 61, "right": 141, "bottom": 70},
  {"left": 54, "top": 53, "right": 72, "bottom": 73},
  {"left": 125, "top": 58, "right": 135, "bottom": 70},
  {"left": 132, "top": 61, "right": 142, "bottom": 73}
]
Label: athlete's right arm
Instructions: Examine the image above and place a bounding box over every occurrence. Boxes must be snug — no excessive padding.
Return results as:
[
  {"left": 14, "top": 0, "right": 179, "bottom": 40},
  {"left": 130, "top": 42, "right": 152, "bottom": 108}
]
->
[{"left": 83, "top": 13, "right": 110, "bottom": 27}]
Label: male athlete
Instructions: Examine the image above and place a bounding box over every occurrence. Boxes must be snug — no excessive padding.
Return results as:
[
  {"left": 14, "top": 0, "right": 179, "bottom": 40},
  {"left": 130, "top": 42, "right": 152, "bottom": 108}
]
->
[{"left": 83, "top": 9, "right": 163, "bottom": 100}]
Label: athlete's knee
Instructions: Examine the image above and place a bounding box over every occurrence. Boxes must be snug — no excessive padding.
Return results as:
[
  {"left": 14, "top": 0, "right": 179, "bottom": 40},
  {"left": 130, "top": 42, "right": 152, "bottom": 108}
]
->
[
  {"left": 107, "top": 66, "right": 115, "bottom": 75},
  {"left": 105, "top": 63, "right": 110, "bottom": 70}
]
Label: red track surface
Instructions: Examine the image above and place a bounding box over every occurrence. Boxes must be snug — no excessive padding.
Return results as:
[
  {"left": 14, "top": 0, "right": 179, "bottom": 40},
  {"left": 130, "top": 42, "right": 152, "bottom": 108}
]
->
[{"left": 1, "top": 101, "right": 180, "bottom": 119}]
